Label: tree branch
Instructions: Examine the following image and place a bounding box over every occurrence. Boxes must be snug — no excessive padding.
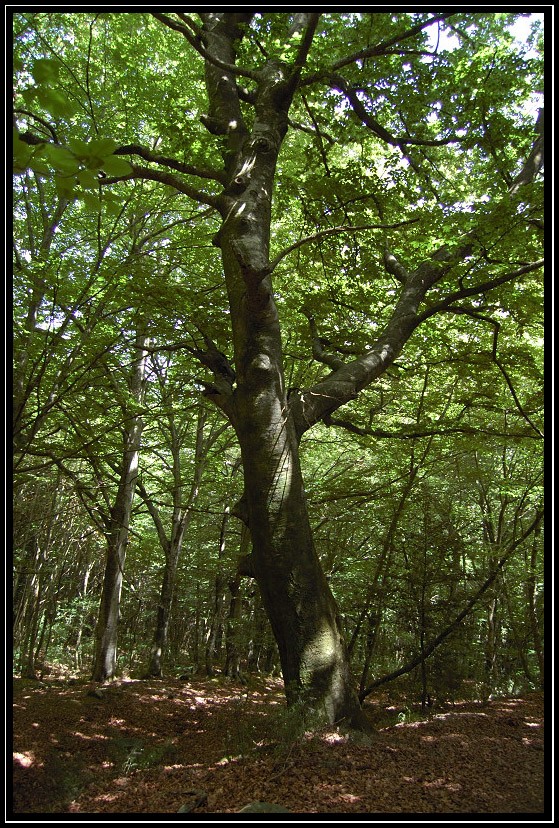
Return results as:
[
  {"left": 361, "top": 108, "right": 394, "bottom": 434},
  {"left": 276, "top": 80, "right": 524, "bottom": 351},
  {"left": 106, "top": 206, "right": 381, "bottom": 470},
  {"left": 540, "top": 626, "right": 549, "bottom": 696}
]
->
[
  {"left": 302, "top": 309, "right": 346, "bottom": 371},
  {"left": 15, "top": 130, "right": 224, "bottom": 207},
  {"left": 291, "top": 265, "right": 448, "bottom": 436},
  {"left": 270, "top": 219, "right": 419, "bottom": 273},
  {"left": 152, "top": 12, "right": 260, "bottom": 82},
  {"left": 99, "top": 163, "right": 222, "bottom": 208},
  {"left": 437, "top": 306, "right": 544, "bottom": 438},
  {"left": 383, "top": 248, "right": 409, "bottom": 283},
  {"left": 114, "top": 144, "right": 226, "bottom": 183},
  {"left": 286, "top": 12, "right": 321, "bottom": 91},
  {"left": 14, "top": 109, "right": 58, "bottom": 143},
  {"left": 416, "top": 260, "right": 544, "bottom": 323},
  {"left": 323, "top": 414, "right": 540, "bottom": 441},
  {"left": 359, "top": 507, "right": 544, "bottom": 700},
  {"left": 301, "top": 14, "right": 454, "bottom": 84}
]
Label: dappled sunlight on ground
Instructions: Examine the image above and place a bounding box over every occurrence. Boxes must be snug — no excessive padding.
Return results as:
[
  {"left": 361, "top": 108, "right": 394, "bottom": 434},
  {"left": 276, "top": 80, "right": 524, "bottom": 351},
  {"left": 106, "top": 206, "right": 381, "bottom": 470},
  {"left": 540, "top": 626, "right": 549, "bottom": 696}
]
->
[
  {"left": 12, "top": 677, "right": 544, "bottom": 815},
  {"left": 13, "top": 751, "right": 36, "bottom": 769}
]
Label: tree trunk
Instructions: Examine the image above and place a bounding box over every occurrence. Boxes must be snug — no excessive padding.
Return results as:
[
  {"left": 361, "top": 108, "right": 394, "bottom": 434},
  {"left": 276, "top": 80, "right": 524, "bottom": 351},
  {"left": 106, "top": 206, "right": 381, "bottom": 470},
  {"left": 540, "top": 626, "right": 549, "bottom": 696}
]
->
[
  {"left": 196, "top": 13, "right": 368, "bottom": 728},
  {"left": 205, "top": 575, "right": 226, "bottom": 676},
  {"left": 359, "top": 610, "right": 381, "bottom": 697},
  {"left": 146, "top": 549, "right": 180, "bottom": 678},
  {"left": 21, "top": 573, "right": 42, "bottom": 680},
  {"left": 224, "top": 525, "right": 251, "bottom": 679},
  {"left": 483, "top": 594, "right": 499, "bottom": 698},
  {"left": 224, "top": 576, "right": 243, "bottom": 679},
  {"left": 142, "top": 404, "right": 211, "bottom": 678},
  {"left": 235, "top": 402, "right": 368, "bottom": 727},
  {"left": 91, "top": 325, "right": 148, "bottom": 682},
  {"left": 206, "top": 508, "right": 230, "bottom": 675},
  {"left": 526, "top": 531, "right": 544, "bottom": 687}
]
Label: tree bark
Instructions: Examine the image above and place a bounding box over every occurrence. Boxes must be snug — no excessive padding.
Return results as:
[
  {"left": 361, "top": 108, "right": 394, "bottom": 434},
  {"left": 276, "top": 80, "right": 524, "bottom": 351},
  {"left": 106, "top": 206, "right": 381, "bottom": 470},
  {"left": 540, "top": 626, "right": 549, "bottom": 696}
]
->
[
  {"left": 195, "top": 13, "right": 368, "bottom": 729},
  {"left": 91, "top": 324, "right": 148, "bottom": 682}
]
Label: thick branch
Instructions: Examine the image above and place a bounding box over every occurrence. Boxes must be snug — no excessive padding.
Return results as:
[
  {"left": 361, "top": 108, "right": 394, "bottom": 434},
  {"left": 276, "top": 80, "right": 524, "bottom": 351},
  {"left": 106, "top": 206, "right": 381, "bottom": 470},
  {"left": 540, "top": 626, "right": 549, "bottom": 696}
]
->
[
  {"left": 285, "top": 12, "right": 320, "bottom": 93},
  {"left": 383, "top": 248, "right": 409, "bottom": 283},
  {"left": 100, "top": 163, "right": 222, "bottom": 208},
  {"left": 303, "top": 310, "right": 345, "bottom": 371},
  {"left": 114, "top": 144, "right": 226, "bottom": 183},
  {"left": 152, "top": 12, "right": 259, "bottom": 81},
  {"left": 292, "top": 263, "right": 447, "bottom": 435}
]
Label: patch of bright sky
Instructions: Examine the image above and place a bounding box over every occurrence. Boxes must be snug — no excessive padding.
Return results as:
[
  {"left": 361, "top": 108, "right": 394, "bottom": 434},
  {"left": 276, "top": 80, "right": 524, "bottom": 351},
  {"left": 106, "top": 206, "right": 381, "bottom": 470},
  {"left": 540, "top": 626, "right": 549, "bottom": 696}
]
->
[
  {"left": 427, "top": 13, "right": 543, "bottom": 57},
  {"left": 428, "top": 13, "right": 544, "bottom": 115}
]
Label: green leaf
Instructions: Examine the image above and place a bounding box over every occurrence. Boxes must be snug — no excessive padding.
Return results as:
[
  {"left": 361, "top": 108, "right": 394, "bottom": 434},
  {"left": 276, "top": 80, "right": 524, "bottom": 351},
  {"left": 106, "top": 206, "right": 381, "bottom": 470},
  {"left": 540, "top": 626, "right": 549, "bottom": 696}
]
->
[
  {"left": 101, "top": 155, "right": 133, "bottom": 176},
  {"left": 36, "top": 86, "right": 76, "bottom": 118},
  {"left": 29, "top": 158, "right": 52, "bottom": 176},
  {"left": 68, "top": 138, "right": 92, "bottom": 160},
  {"left": 89, "top": 137, "right": 119, "bottom": 158},
  {"left": 13, "top": 134, "right": 34, "bottom": 174},
  {"left": 103, "top": 194, "right": 125, "bottom": 215},
  {"left": 54, "top": 173, "right": 76, "bottom": 198},
  {"left": 80, "top": 191, "right": 102, "bottom": 211},
  {"left": 32, "top": 57, "right": 60, "bottom": 83},
  {"left": 77, "top": 169, "right": 101, "bottom": 188},
  {"left": 44, "top": 144, "right": 79, "bottom": 174}
]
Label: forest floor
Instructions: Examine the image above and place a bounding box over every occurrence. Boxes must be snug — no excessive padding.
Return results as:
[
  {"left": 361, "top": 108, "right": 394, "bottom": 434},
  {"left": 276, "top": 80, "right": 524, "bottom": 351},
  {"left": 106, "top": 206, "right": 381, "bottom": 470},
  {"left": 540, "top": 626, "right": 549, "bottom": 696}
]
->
[{"left": 12, "top": 674, "right": 545, "bottom": 816}]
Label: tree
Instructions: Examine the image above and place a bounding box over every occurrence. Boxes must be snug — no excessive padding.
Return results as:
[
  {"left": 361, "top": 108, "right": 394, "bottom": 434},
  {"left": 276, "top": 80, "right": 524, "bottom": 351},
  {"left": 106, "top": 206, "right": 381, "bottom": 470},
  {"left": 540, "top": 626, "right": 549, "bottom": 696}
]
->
[
  {"left": 90, "top": 320, "right": 149, "bottom": 681},
  {"left": 13, "top": 12, "right": 543, "bottom": 727},
  {"left": 137, "top": 389, "right": 229, "bottom": 678}
]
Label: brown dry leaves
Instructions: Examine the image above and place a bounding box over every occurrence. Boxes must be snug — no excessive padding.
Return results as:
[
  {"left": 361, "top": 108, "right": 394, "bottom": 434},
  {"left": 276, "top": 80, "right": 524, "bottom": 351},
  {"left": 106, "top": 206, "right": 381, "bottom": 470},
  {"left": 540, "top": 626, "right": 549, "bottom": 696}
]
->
[{"left": 12, "top": 676, "right": 545, "bottom": 815}]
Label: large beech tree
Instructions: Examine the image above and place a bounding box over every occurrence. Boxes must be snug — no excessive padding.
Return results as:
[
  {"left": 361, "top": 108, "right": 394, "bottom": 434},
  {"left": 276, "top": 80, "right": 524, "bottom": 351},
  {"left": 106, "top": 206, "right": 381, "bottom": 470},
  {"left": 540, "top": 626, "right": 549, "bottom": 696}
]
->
[{"left": 13, "top": 12, "right": 543, "bottom": 727}]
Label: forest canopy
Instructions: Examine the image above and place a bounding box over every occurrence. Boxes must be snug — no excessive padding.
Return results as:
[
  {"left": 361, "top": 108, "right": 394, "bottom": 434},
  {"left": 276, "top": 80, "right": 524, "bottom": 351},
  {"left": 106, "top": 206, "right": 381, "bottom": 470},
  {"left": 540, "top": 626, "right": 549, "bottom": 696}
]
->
[{"left": 12, "top": 11, "right": 543, "bottom": 728}]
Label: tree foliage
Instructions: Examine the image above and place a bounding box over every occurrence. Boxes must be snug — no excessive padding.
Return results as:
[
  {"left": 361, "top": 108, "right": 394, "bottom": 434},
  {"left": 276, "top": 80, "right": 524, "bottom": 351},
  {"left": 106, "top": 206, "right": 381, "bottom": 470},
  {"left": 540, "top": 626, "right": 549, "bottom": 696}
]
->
[{"left": 13, "top": 12, "right": 544, "bottom": 719}]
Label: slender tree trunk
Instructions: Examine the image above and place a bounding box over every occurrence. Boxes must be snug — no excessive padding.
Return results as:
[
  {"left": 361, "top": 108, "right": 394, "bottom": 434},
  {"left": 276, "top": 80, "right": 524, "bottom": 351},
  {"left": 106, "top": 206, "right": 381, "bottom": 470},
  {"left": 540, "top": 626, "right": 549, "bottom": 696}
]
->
[
  {"left": 146, "top": 548, "right": 179, "bottom": 678},
  {"left": 526, "top": 532, "right": 544, "bottom": 686},
  {"left": 359, "top": 610, "right": 381, "bottom": 697},
  {"left": 205, "top": 575, "right": 226, "bottom": 676},
  {"left": 13, "top": 535, "right": 40, "bottom": 648},
  {"left": 206, "top": 507, "right": 230, "bottom": 675},
  {"left": 143, "top": 405, "right": 211, "bottom": 678},
  {"left": 72, "top": 561, "right": 94, "bottom": 670},
  {"left": 224, "top": 524, "right": 251, "bottom": 679},
  {"left": 224, "top": 575, "right": 243, "bottom": 679},
  {"left": 91, "top": 325, "right": 148, "bottom": 682},
  {"left": 501, "top": 581, "right": 535, "bottom": 686},
  {"left": 21, "top": 573, "right": 42, "bottom": 679},
  {"left": 483, "top": 595, "right": 499, "bottom": 699}
]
